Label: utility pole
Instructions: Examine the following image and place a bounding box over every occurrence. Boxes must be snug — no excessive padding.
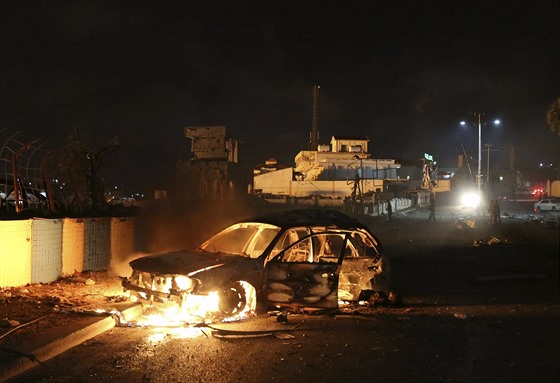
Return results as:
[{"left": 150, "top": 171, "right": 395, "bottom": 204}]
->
[
  {"left": 477, "top": 112, "right": 482, "bottom": 192},
  {"left": 510, "top": 146, "right": 516, "bottom": 197},
  {"left": 309, "top": 85, "right": 320, "bottom": 150},
  {"left": 460, "top": 112, "right": 500, "bottom": 193},
  {"left": 484, "top": 143, "right": 492, "bottom": 197}
]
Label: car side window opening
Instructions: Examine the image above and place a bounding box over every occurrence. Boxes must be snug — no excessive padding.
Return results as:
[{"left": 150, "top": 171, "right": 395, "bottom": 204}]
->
[
  {"left": 246, "top": 227, "right": 281, "bottom": 258},
  {"left": 200, "top": 227, "right": 256, "bottom": 255},
  {"left": 284, "top": 238, "right": 313, "bottom": 262},
  {"left": 348, "top": 231, "right": 380, "bottom": 258},
  {"left": 269, "top": 229, "right": 381, "bottom": 264},
  {"left": 266, "top": 228, "right": 310, "bottom": 263},
  {"left": 318, "top": 231, "right": 379, "bottom": 260},
  {"left": 316, "top": 234, "right": 344, "bottom": 260},
  {"left": 276, "top": 232, "right": 348, "bottom": 264}
]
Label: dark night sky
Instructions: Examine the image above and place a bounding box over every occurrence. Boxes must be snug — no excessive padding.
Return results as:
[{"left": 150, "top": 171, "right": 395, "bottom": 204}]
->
[{"left": 1, "top": 1, "right": 559, "bottom": 193}]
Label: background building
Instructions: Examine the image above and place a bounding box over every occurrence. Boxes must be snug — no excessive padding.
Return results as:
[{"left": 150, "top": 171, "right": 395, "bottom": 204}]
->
[
  {"left": 175, "top": 126, "right": 246, "bottom": 204},
  {"left": 252, "top": 136, "right": 400, "bottom": 205}
]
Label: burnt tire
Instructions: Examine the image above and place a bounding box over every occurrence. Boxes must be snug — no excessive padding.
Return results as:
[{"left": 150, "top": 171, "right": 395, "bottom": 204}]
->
[{"left": 218, "top": 281, "right": 257, "bottom": 316}]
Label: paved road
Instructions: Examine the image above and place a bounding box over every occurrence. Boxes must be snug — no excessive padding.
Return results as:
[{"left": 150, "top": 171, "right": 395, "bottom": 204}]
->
[{"left": 7, "top": 305, "right": 559, "bottom": 383}]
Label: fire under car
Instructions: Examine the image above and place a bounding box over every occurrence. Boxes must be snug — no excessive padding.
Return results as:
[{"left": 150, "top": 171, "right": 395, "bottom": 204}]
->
[{"left": 122, "top": 208, "right": 391, "bottom": 322}]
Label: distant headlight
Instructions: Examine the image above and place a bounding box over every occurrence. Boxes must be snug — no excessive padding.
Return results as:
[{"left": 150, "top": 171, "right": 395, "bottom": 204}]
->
[{"left": 461, "top": 192, "right": 480, "bottom": 208}]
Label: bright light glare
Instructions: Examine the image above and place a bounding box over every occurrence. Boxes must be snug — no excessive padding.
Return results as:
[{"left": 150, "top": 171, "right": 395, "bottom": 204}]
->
[
  {"left": 460, "top": 121, "right": 466, "bottom": 126},
  {"left": 494, "top": 119, "right": 500, "bottom": 125},
  {"left": 461, "top": 191, "right": 480, "bottom": 208},
  {"left": 174, "top": 276, "right": 194, "bottom": 290}
]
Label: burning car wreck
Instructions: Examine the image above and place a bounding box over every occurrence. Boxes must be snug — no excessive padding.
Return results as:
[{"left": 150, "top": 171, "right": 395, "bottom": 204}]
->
[{"left": 122, "top": 209, "right": 391, "bottom": 323}]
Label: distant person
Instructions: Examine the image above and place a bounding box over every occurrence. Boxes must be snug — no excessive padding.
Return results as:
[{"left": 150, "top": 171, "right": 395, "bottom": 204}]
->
[
  {"left": 428, "top": 195, "right": 436, "bottom": 222},
  {"left": 488, "top": 200, "right": 496, "bottom": 225},
  {"left": 493, "top": 199, "right": 501, "bottom": 225},
  {"left": 386, "top": 200, "right": 392, "bottom": 222}
]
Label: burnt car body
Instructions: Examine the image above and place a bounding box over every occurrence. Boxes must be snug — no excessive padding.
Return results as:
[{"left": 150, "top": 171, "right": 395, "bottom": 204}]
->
[{"left": 122, "top": 209, "right": 391, "bottom": 321}]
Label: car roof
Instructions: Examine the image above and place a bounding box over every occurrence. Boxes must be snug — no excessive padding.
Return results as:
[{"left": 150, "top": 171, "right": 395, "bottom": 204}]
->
[{"left": 241, "top": 208, "right": 369, "bottom": 230}]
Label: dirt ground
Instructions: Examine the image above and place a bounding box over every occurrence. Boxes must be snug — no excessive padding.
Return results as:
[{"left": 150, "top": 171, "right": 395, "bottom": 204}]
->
[{"left": 0, "top": 272, "right": 127, "bottom": 355}]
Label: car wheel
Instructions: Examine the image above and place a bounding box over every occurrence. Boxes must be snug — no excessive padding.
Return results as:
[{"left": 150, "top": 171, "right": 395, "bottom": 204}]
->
[
  {"left": 536, "top": 207, "right": 541, "bottom": 213},
  {"left": 218, "top": 281, "right": 257, "bottom": 316},
  {"left": 552, "top": 206, "right": 557, "bottom": 211}
]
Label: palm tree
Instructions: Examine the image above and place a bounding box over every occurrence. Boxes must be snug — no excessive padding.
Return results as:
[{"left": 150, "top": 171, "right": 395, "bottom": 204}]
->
[{"left": 546, "top": 97, "right": 560, "bottom": 136}]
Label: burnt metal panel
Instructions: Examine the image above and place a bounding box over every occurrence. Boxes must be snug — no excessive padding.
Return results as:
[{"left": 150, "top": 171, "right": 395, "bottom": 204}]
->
[{"left": 264, "top": 262, "right": 340, "bottom": 309}]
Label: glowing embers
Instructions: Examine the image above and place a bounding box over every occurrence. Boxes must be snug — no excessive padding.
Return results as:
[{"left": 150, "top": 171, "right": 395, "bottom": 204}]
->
[
  {"left": 182, "top": 291, "right": 220, "bottom": 322},
  {"left": 133, "top": 292, "right": 220, "bottom": 326},
  {"left": 146, "top": 326, "right": 207, "bottom": 342}
]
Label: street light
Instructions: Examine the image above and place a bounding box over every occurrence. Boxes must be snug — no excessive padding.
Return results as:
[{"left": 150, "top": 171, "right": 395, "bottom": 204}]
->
[{"left": 460, "top": 113, "right": 500, "bottom": 192}]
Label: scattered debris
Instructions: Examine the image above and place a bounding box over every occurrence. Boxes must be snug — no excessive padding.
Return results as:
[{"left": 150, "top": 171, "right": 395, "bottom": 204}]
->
[
  {"left": 0, "top": 315, "right": 49, "bottom": 341},
  {"left": 0, "top": 271, "right": 127, "bottom": 344},
  {"left": 274, "top": 332, "right": 296, "bottom": 340},
  {"left": 355, "top": 290, "right": 401, "bottom": 308},
  {"left": 456, "top": 219, "right": 476, "bottom": 229},
  {"left": 276, "top": 309, "right": 289, "bottom": 323},
  {"left": 199, "top": 321, "right": 305, "bottom": 339},
  {"left": 473, "top": 236, "right": 505, "bottom": 247},
  {"left": 1, "top": 319, "right": 21, "bottom": 327},
  {"left": 472, "top": 240, "right": 484, "bottom": 247},
  {"left": 487, "top": 237, "right": 502, "bottom": 245},
  {"left": 453, "top": 312, "right": 467, "bottom": 319}
]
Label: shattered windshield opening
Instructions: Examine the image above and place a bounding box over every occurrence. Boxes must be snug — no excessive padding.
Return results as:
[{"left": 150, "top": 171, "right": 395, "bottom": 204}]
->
[{"left": 199, "top": 223, "right": 281, "bottom": 258}]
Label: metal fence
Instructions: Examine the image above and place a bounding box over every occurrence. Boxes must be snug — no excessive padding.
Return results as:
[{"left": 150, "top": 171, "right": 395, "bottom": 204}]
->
[{"left": 0, "top": 129, "right": 55, "bottom": 214}]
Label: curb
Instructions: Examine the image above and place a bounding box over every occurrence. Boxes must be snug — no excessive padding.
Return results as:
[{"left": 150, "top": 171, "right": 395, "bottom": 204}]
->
[{"left": 0, "top": 303, "right": 143, "bottom": 382}]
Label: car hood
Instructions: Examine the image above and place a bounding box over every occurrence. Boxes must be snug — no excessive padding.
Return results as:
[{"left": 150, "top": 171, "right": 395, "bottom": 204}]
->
[{"left": 129, "top": 250, "right": 246, "bottom": 276}]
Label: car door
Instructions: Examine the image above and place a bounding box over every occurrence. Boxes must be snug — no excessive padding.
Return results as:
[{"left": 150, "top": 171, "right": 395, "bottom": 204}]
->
[{"left": 263, "top": 232, "right": 346, "bottom": 309}]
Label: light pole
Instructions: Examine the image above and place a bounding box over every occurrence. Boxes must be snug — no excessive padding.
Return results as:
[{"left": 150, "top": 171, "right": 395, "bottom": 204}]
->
[
  {"left": 486, "top": 144, "right": 491, "bottom": 191},
  {"left": 461, "top": 113, "right": 500, "bottom": 193},
  {"left": 476, "top": 112, "right": 482, "bottom": 192}
]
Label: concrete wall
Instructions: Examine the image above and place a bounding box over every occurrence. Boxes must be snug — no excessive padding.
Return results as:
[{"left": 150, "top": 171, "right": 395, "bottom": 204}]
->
[
  {"left": 31, "top": 219, "right": 63, "bottom": 283},
  {"left": 380, "top": 198, "right": 413, "bottom": 215},
  {"left": 61, "top": 219, "right": 85, "bottom": 275},
  {"left": 254, "top": 169, "right": 386, "bottom": 199},
  {"left": 0, "top": 220, "right": 32, "bottom": 287},
  {"left": 0, "top": 217, "right": 135, "bottom": 287},
  {"left": 253, "top": 167, "right": 293, "bottom": 195}
]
